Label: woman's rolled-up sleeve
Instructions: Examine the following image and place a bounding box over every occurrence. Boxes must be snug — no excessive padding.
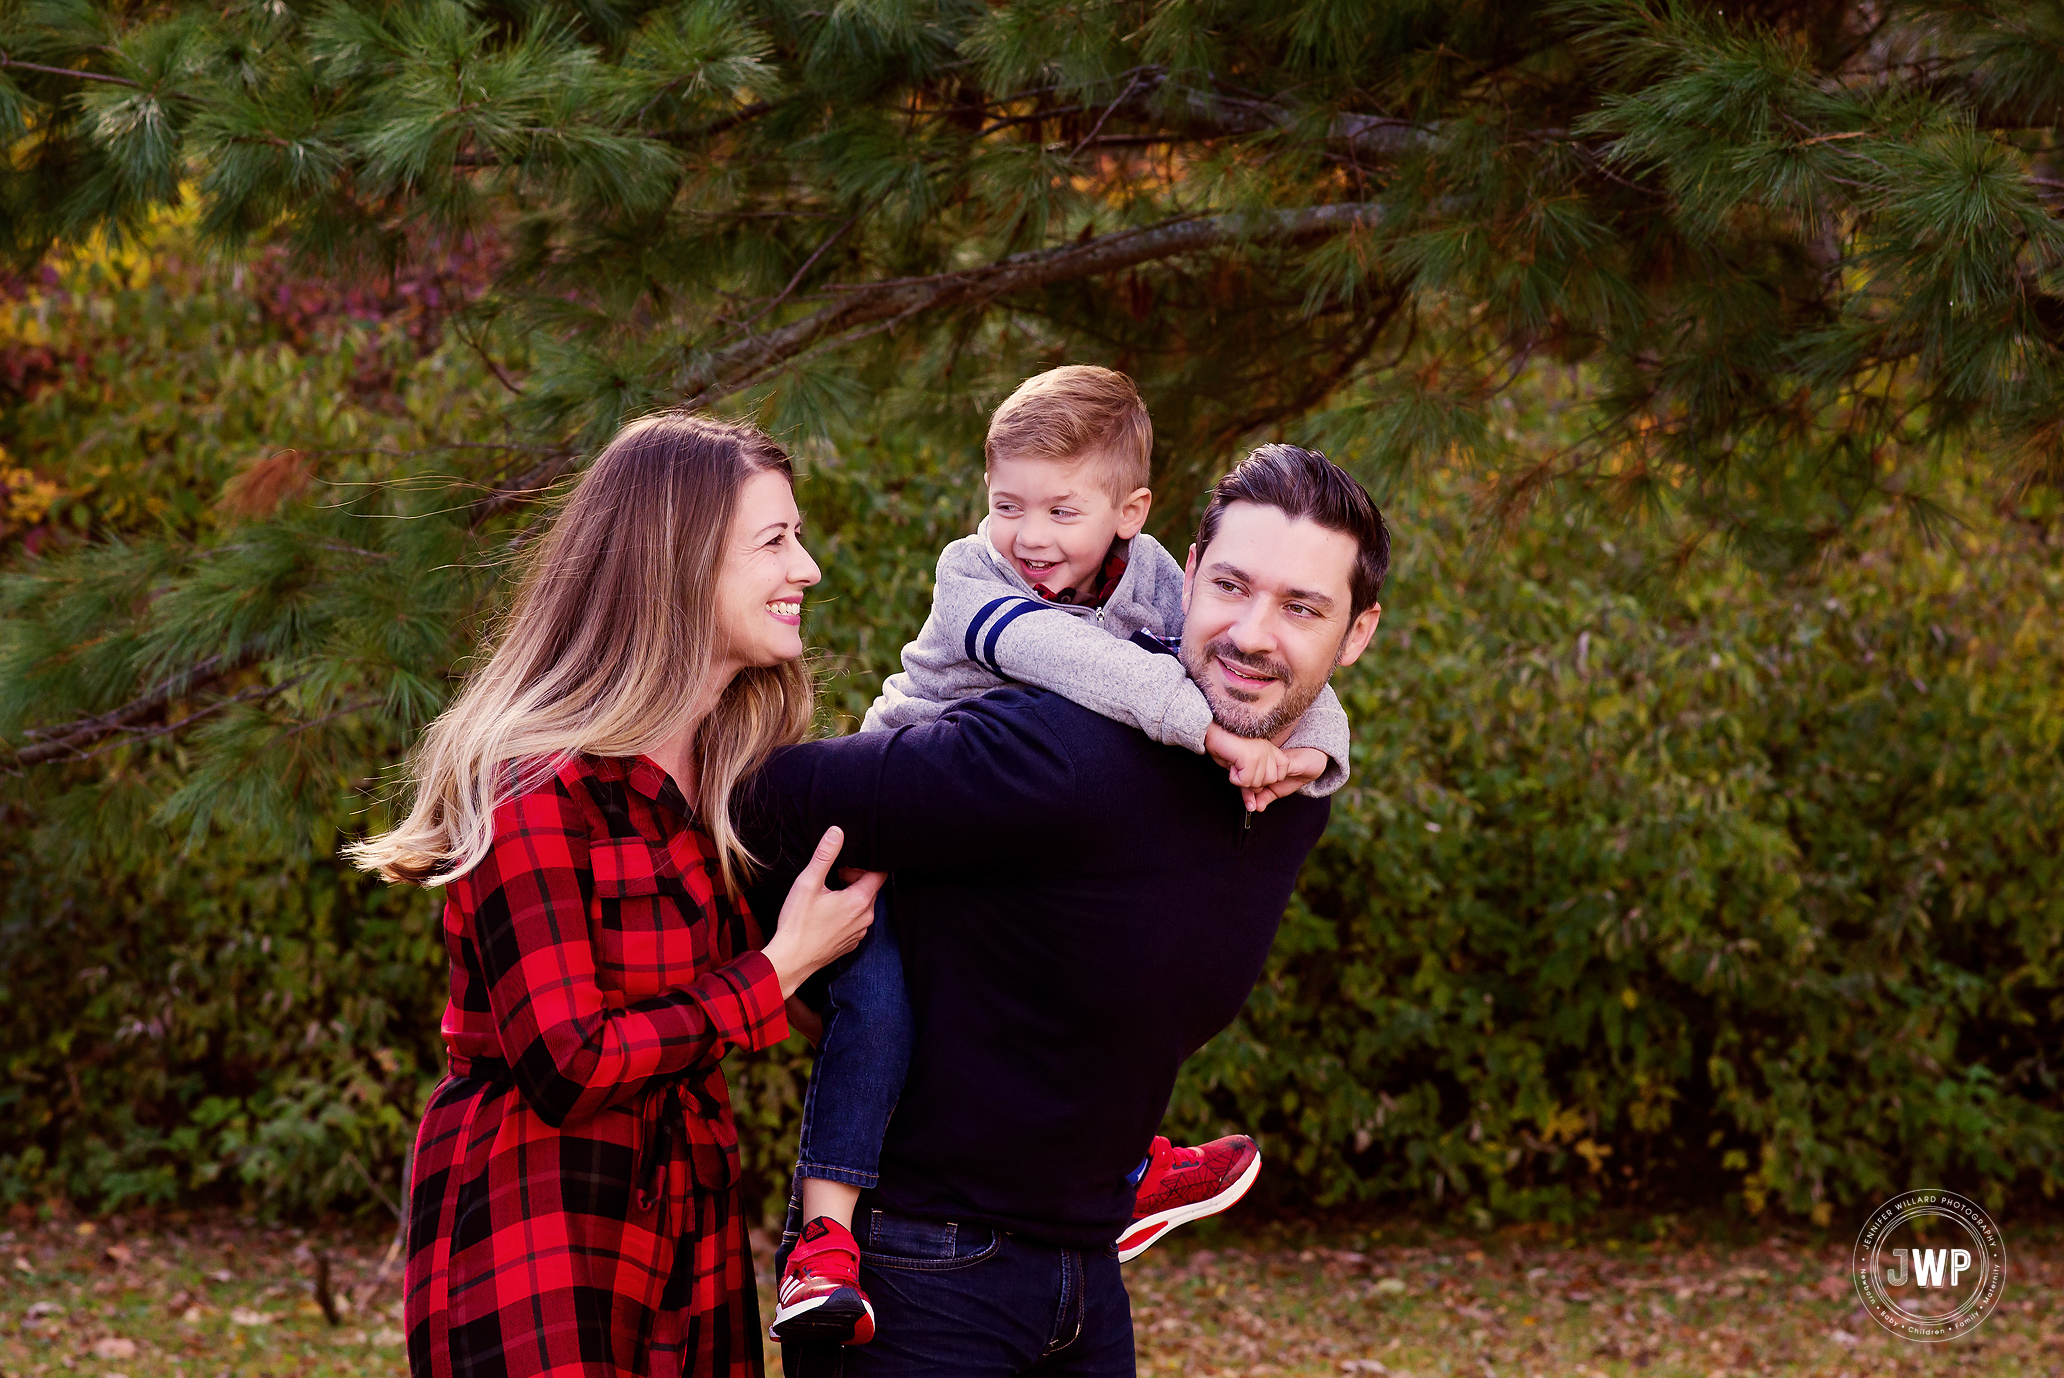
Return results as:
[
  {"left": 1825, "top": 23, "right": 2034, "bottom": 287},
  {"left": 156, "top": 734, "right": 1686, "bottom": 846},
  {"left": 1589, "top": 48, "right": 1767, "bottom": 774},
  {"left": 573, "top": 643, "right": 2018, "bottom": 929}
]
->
[{"left": 453, "top": 774, "right": 788, "bottom": 1128}]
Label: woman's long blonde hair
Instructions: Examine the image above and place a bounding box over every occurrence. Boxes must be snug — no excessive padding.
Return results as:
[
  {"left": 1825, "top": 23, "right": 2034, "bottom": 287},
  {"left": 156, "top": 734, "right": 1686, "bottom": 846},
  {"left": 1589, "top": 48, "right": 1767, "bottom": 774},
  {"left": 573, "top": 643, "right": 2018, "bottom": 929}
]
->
[{"left": 347, "top": 413, "right": 815, "bottom": 891}]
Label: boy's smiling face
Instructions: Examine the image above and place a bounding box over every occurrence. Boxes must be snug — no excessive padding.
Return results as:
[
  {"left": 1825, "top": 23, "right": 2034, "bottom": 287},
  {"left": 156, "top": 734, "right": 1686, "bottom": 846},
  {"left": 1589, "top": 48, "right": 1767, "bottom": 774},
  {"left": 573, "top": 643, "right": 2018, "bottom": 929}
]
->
[{"left": 985, "top": 453, "right": 1152, "bottom": 597}]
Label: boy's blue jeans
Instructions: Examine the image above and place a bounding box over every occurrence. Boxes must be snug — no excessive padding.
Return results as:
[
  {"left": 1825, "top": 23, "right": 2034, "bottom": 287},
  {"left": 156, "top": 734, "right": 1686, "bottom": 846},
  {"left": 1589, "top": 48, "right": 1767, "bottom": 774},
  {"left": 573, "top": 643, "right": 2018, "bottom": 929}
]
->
[
  {"left": 796, "top": 892, "right": 912, "bottom": 1189},
  {"left": 776, "top": 1188, "right": 1134, "bottom": 1378}
]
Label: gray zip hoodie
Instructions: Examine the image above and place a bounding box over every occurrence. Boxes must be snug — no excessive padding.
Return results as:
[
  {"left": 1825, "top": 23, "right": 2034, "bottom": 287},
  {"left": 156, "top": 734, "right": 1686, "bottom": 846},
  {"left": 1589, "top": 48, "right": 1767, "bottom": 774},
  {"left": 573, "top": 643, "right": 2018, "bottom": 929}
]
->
[{"left": 862, "top": 519, "right": 1351, "bottom": 795}]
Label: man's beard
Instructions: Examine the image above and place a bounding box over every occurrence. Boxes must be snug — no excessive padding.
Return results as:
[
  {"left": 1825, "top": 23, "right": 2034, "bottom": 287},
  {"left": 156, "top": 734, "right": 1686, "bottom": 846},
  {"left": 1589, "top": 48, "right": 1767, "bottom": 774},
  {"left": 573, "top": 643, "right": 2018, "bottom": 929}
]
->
[{"left": 1181, "top": 636, "right": 1327, "bottom": 740}]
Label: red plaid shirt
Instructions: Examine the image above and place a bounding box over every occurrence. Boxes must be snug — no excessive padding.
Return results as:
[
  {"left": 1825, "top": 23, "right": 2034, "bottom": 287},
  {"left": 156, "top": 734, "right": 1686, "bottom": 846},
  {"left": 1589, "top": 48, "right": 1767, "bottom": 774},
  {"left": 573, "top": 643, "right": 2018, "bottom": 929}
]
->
[{"left": 403, "top": 754, "right": 788, "bottom": 1378}]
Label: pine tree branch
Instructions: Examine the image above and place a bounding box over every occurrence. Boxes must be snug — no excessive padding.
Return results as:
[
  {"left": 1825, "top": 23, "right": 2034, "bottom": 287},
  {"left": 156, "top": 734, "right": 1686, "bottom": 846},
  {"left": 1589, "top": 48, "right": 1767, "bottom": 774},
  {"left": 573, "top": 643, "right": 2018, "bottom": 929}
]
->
[
  {"left": 650, "top": 100, "right": 781, "bottom": 144},
  {"left": 58, "top": 673, "right": 313, "bottom": 765},
  {"left": 14, "top": 650, "right": 260, "bottom": 764},
  {"left": 456, "top": 205, "right": 1385, "bottom": 518},
  {"left": 13, "top": 431, "right": 569, "bottom": 764},
  {"left": 732, "top": 206, "right": 869, "bottom": 337},
  {"left": 467, "top": 450, "right": 582, "bottom": 523},
  {"left": 1212, "top": 293, "right": 1410, "bottom": 448},
  {"left": 0, "top": 53, "right": 139, "bottom": 87},
  {"left": 680, "top": 202, "right": 1383, "bottom": 408},
  {"left": 453, "top": 317, "right": 525, "bottom": 395},
  {"left": 279, "top": 695, "right": 384, "bottom": 740}
]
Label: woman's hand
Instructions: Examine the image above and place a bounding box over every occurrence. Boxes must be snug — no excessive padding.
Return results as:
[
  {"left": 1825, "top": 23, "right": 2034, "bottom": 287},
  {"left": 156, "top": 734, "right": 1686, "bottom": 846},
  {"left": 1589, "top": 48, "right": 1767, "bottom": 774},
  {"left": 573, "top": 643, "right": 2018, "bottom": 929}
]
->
[{"left": 761, "top": 826, "right": 885, "bottom": 999}]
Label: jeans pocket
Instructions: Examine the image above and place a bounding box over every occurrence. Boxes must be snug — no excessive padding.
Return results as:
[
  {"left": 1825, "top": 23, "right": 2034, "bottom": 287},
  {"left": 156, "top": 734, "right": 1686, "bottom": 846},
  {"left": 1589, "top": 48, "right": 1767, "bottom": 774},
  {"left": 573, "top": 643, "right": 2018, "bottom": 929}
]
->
[{"left": 856, "top": 1208, "right": 1001, "bottom": 1273}]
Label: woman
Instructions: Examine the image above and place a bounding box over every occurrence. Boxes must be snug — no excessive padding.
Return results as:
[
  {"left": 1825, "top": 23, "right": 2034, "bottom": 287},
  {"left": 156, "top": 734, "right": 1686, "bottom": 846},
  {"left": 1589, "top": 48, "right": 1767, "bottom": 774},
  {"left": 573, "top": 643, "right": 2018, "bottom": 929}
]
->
[{"left": 350, "top": 414, "right": 880, "bottom": 1378}]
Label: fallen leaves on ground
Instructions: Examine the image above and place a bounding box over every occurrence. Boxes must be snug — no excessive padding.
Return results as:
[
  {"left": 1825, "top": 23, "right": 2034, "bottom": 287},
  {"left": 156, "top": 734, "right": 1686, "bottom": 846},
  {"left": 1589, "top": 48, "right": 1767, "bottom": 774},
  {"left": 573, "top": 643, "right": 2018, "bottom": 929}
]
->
[
  {"left": 4, "top": 1210, "right": 2057, "bottom": 1377},
  {"left": 2, "top": 1211, "right": 408, "bottom": 1378}
]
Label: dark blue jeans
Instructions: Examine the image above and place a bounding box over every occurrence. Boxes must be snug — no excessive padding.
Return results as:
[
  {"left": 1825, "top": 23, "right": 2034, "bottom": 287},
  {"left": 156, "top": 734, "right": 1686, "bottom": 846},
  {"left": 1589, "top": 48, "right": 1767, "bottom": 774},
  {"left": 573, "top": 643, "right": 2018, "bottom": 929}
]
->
[
  {"left": 777, "top": 1197, "right": 1135, "bottom": 1378},
  {"left": 797, "top": 893, "right": 912, "bottom": 1188}
]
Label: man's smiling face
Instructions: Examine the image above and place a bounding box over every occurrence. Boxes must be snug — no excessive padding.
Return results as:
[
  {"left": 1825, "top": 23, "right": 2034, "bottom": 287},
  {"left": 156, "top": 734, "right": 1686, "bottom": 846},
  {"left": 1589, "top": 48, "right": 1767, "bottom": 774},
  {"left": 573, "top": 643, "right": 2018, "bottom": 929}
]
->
[{"left": 1179, "top": 500, "right": 1382, "bottom": 739}]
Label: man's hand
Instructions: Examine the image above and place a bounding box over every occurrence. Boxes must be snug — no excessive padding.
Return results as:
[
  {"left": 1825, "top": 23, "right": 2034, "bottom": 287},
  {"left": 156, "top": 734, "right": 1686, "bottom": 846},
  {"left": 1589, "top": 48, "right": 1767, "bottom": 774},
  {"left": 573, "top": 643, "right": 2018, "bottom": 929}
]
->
[{"left": 1239, "top": 746, "right": 1329, "bottom": 813}]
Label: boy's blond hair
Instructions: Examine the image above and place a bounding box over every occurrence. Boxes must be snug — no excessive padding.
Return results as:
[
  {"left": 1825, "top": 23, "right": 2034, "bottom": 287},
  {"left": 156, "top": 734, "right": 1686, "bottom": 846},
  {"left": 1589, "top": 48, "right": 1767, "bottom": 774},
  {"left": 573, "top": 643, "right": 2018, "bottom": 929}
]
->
[{"left": 984, "top": 365, "right": 1152, "bottom": 501}]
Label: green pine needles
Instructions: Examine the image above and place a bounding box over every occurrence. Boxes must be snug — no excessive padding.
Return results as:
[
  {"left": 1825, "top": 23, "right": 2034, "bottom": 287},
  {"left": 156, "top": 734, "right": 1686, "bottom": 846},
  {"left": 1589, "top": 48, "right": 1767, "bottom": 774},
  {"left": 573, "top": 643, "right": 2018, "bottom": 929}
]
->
[{"left": 6, "top": 0, "right": 2064, "bottom": 804}]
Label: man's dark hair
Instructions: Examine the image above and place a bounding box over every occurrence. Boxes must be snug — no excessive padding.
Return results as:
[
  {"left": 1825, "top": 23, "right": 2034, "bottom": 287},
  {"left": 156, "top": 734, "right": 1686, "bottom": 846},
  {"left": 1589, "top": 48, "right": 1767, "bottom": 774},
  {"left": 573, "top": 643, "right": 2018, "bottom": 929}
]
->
[{"left": 1193, "top": 444, "right": 1390, "bottom": 618}]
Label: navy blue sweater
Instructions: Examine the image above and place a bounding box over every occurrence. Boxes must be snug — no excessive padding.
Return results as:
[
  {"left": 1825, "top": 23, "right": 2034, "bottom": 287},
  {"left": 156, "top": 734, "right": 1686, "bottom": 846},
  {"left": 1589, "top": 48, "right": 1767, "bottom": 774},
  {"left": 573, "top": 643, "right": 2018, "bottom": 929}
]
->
[{"left": 741, "top": 685, "right": 1330, "bottom": 1247}]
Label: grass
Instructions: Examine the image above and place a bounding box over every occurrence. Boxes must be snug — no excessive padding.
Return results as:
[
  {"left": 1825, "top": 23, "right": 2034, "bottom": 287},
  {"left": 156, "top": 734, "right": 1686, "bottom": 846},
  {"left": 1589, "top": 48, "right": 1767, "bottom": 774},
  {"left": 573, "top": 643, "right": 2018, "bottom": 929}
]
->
[
  {"left": 1122, "top": 1219, "right": 2061, "bottom": 1376},
  {"left": 2, "top": 1209, "right": 2058, "bottom": 1377}
]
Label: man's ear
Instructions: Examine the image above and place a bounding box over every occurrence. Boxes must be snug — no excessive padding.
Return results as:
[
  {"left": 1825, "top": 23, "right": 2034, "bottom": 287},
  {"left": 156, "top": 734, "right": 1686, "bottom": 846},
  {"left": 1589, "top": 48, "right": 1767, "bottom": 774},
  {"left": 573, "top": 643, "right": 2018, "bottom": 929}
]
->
[
  {"left": 1115, "top": 486, "right": 1153, "bottom": 540},
  {"left": 1335, "top": 603, "right": 1382, "bottom": 667},
  {"left": 1181, "top": 543, "right": 1199, "bottom": 616}
]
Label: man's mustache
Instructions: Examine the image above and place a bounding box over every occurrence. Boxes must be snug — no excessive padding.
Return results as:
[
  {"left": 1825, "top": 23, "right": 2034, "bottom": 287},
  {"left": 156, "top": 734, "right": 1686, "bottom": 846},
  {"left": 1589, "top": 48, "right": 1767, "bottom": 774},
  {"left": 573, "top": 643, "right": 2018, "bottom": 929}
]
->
[{"left": 1202, "top": 640, "right": 1292, "bottom": 685}]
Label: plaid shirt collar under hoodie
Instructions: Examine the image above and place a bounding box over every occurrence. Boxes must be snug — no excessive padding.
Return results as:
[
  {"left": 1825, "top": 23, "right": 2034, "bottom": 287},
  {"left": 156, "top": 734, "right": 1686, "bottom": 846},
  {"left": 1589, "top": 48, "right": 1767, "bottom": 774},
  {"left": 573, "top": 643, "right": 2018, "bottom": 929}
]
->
[{"left": 1028, "top": 538, "right": 1129, "bottom": 607}]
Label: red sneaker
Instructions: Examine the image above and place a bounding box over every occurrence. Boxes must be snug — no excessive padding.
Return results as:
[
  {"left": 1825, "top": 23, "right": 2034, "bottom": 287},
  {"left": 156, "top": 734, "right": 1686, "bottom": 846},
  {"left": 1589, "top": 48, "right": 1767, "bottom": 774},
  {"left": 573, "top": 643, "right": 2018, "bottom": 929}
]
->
[
  {"left": 1117, "top": 1134, "right": 1262, "bottom": 1263},
  {"left": 769, "top": 1217, "right": 876, "bottom": 1345}
]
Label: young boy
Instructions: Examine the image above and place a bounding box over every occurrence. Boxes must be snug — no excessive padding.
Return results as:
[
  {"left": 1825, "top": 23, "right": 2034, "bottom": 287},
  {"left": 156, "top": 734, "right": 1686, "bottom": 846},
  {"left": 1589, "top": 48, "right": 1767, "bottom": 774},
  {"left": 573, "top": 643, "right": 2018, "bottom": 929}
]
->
[{"left": 771, "top": 366, "right": 1353, "bottom": 1346}]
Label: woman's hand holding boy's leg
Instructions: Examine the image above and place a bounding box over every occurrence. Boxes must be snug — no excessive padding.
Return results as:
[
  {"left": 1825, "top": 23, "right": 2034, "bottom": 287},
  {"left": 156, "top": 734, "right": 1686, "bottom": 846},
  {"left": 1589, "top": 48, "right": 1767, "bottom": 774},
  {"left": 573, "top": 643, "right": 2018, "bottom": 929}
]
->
[{"left": 763, "top": 826, "right": 886, "bottom": 999}]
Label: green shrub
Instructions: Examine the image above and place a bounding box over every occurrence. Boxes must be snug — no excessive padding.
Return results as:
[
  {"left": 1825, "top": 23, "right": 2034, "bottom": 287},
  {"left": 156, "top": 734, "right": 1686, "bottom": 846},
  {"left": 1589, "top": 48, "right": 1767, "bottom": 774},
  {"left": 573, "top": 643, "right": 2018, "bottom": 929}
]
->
[
  {"left": 0, "top": 836, "right": 443, "bottom": 1213},
  {"left": 1170, "top": 492, "right": 2064, "bottom": 1222},
  {"left": 4, "top": 223, "right": 2060, "bottom": 1225}
]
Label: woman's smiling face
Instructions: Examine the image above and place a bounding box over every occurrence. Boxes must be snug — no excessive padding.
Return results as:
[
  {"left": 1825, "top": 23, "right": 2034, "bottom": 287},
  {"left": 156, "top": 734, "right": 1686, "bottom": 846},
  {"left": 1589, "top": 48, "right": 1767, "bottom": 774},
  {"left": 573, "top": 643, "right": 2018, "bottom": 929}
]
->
[{"left": 714, "top": 468, "right": 822, "bottom": 671}]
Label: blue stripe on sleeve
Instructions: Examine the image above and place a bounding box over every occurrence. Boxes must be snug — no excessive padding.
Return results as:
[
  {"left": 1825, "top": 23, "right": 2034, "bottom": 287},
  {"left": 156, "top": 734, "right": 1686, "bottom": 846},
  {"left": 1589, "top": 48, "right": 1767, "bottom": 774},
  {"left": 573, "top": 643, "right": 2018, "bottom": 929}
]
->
[
  {"left": 964, "top": 597, "right": 1019, "bottom": 670},
  {"left": 980, "top": 599, "right": 1060, "bottom": 676}
]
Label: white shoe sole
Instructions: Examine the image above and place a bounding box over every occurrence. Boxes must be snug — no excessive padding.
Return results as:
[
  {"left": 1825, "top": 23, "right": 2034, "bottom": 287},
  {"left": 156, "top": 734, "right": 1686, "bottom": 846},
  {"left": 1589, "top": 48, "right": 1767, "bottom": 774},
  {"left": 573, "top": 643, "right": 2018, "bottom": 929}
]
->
[
  {"left": 768, "top": 1288, "right": 875, "bottom": 1344},
  {"left": 1116, "top": 1151, "right": 1262, "bottom": 1263}
]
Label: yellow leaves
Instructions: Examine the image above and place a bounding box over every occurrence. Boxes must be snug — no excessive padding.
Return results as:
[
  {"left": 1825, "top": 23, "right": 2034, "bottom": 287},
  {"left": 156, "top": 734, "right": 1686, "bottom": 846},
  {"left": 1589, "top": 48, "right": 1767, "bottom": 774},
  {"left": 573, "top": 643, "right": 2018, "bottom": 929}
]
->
[
  {"left": 1573, "top": 1138, "right": 1612, "bottom": 1173},
  {"left": 28, "top": 197, "right": 194, "bottom": 298},
  {"left": 1539, "top": 1103, "right": 1588, "bottom": 1145},
  {"left": 3, "top": 302, "right": 53, "bottom": 348},
  {"left": 1, "top": 455, "right": 66, "bottom": 534},
  {"left": 1627, "top": 1071, "right": 1679, "bottom": 1133}
]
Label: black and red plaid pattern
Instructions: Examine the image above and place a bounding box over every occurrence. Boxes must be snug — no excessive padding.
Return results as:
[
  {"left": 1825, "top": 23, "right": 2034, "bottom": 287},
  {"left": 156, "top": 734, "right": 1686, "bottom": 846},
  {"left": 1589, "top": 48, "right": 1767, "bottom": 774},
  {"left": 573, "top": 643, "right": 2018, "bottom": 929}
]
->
[{"left": 404, "top": 754, "right": 789, "bottom": 1378}]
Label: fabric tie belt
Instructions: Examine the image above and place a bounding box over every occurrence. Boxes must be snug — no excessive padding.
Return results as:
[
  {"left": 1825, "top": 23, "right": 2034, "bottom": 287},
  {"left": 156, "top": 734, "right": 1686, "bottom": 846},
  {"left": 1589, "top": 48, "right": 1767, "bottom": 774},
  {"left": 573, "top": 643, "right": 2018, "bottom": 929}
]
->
[{"left": 455, "top": 1055, "right": 729, "bottom": 1207}]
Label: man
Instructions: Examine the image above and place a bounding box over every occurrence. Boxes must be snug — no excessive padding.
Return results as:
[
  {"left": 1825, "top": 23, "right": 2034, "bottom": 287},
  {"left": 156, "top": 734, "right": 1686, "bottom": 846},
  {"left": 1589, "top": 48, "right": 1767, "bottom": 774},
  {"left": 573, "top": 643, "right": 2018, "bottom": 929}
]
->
[{"left": 743, "top": 444, "right": 1388, "bottom": 1377}]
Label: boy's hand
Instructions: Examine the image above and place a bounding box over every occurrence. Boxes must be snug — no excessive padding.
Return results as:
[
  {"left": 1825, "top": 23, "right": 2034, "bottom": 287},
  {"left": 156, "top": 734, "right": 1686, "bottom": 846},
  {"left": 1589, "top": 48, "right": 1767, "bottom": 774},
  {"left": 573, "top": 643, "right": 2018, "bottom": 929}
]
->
[
  {"left": 1240, "top": 746, "right": 1329, "bottom": 813},
  {"left": 1206, "top": 723, "right": 1291, "bottom": 791}
]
